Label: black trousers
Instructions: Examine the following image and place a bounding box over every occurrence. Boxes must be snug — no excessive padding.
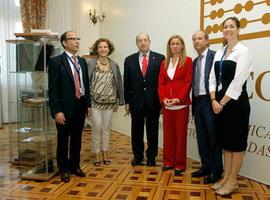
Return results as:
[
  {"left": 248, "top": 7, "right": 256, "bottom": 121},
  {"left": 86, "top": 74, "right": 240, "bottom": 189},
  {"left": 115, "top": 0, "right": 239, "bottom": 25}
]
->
[
  {"left": 193, "top": 95, "right": 223, "bottom": 174},
  {"left": 56, "top": 98, "right": 86, "bottom": 172},
  {"left": 131, "top": 108, "right": 160, "bottom": 162}
]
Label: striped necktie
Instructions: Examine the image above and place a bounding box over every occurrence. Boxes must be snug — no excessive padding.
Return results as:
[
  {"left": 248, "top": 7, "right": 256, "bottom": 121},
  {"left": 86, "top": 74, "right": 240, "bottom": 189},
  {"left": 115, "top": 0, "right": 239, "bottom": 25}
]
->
[{"left": 72, "top": 56, "right": 81, "bottom": 99}]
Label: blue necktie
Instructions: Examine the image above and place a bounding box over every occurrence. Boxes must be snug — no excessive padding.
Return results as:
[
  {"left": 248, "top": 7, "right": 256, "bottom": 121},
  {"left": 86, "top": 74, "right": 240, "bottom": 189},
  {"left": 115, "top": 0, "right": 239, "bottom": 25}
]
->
[{"left": 194, "top": 55, "right": 203, "bottom": 96}]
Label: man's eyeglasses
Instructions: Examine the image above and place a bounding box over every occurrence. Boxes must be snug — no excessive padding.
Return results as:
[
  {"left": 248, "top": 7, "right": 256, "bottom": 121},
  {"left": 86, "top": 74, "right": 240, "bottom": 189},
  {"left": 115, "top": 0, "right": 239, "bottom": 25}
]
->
[{"left": 65, "top": 37, "right": 81, "bottom": 41}]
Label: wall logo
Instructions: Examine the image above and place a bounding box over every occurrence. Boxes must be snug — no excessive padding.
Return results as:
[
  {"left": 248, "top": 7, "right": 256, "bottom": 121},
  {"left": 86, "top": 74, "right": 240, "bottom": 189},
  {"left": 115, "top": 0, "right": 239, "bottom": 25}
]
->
[{"left": 201, "top": 0, "right": 270, "bottom": 44}]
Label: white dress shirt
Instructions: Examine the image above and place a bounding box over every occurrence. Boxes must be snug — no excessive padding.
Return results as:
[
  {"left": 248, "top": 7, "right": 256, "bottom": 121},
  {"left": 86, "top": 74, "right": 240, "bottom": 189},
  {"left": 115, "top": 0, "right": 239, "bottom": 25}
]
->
[
  {"left": 196, "top": 48, "right": 208, "bottom": 95},
  {"left": 138, "top": 50, "right": 150, "bottom": 70},
  {"left": 65, "top": 50, "right": 85, "bottom": 96},
  {"left": 209, "top": 42, "right": 253, "bottom": 100},
  {"left": 167, "top": 57, "right": 178, "bottom": 80}
]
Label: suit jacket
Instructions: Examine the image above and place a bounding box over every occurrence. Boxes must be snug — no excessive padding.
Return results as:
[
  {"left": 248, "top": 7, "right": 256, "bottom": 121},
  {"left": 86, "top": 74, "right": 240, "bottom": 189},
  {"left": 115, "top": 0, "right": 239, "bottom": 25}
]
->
[
  {"left": 124, "top": 51, "right": 165, "bottom": 112},
  {"left": 48, "top": 52, "right": 90, "bottom": 119},
  {"left": 192, "top": 49, "right": 215, "bottom": 114},
  {"left": 87, "top": 57, "right": 124, "bottom": 106},
  {"left": 158, "top": 57, "right": 193, "bottom": 106}
]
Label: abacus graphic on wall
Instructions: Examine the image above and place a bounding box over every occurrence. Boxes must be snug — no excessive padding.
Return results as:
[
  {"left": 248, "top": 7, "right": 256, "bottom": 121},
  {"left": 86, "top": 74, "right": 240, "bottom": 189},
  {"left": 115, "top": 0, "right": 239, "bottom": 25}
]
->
[{"left": 201, "top": 0, "right": 270, "bottom": 44}]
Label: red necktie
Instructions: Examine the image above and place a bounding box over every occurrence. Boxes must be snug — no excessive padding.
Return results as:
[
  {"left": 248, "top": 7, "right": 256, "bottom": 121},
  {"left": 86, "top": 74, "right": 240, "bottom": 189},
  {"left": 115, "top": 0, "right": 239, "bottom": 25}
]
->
[
  {"left": 142, "top": 54, "right": 148, "bottom": 77},
  {"left": 72, "top": 56, "right": 81, "bottom": 99}
]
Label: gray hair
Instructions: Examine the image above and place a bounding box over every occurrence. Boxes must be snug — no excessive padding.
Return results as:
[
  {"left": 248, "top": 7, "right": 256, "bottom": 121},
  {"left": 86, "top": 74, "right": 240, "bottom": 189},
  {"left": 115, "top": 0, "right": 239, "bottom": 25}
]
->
[{"left": 136, "top": 32, "right": 150, "bottom": 42}]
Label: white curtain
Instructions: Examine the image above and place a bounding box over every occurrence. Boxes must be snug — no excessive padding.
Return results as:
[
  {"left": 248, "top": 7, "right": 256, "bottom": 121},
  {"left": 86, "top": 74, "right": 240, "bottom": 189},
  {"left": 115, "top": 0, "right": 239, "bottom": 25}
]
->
[{"left": 0, "top": 0, "right": 23, "bottom": 123}]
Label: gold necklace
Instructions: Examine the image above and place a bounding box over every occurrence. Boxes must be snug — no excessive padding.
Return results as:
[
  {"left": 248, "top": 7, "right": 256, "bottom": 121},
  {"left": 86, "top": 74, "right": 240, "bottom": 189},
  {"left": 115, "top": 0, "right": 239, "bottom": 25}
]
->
[{"left": 97, "top": 59, "right": 109, "bottom": 66}]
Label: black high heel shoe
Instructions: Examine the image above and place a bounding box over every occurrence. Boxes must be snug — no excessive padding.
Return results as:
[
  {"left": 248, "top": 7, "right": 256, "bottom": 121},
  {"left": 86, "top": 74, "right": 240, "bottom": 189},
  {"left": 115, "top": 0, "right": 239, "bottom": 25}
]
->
[
  {"left": 162, "top": 166, "right": 174, "bottom": 171},
  {"left": 94, "top": 153, "right": 101, "bottom": 167},
  {"left": 174, "top": 169, "right": 185, "bottom": 176},
  {"left": 102, "top": 151, "right": 111, "bottom": 165},
  {"left": 93, "top": 161, "right": 101, "bottom": 167},
  {"left": 103, "top": 160, "right": 111, "bottom": 165}
]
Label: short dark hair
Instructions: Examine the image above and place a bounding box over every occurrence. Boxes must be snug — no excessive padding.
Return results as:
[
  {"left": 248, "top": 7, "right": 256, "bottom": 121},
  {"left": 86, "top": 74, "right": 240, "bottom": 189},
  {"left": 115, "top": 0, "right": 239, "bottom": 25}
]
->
[
  {"left": 90, "top": 38, "right": 115, "bottom": 56},
  {"left": 60, "top": 31, "right": 73, "bottom": 49}
]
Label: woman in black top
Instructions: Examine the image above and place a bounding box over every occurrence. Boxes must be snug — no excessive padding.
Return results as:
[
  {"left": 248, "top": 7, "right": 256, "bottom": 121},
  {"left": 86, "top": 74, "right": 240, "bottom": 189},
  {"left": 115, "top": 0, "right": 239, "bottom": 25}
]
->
[{"left": 209, "top": 17, "right": 253, "bottom": 195}]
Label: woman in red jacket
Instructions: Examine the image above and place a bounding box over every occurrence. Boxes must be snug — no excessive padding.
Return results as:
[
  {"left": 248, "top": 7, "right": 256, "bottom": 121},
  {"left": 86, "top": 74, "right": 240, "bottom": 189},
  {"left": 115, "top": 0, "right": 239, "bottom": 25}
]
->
[{"left": 158, "top": 34, "right": 192, "bottom": 175}]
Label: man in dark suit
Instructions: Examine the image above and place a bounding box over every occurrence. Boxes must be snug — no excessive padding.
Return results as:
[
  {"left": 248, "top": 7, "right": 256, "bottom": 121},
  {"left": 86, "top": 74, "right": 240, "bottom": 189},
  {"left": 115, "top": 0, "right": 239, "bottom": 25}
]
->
[
  {"left": 48, "top": 31, "right": 90, "bottom": 183},
  {"left": 191, "top": 31, "right": 223, "bottom": 184},
  {"left": 124, "top": 33, "right": 165, "bottom": 166}
]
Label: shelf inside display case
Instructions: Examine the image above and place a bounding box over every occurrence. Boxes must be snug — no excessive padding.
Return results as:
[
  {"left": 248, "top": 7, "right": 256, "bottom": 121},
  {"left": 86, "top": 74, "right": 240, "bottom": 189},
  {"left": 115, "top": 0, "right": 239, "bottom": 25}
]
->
[
  {"left": 22, "top": 97, "right": 48, "bottom": 105},
  {"left": 11, "top": 157, "right": 45, "bottom": 166},
  {"left": 13, "top": 127, "right": 44, "bottom": 133}
]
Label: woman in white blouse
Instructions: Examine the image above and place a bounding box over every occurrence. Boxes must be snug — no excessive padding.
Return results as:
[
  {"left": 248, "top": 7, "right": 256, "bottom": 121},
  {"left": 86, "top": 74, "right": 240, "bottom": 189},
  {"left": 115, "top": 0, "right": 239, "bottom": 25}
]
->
[{"left": 209, "top": 17, "right": 252, "bottom": 195}]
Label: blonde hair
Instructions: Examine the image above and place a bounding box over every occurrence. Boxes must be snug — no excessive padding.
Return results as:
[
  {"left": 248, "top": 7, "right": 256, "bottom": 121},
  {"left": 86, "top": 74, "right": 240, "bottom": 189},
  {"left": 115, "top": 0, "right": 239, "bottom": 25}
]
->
[{"left": 165, "top": 34, "right": 187, "bottom": 68}]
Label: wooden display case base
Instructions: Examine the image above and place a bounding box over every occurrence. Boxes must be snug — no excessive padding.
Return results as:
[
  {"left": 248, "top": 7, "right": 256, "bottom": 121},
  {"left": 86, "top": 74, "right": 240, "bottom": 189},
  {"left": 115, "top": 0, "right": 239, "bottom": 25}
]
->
[{"left": 19, "top": 168, "right": 59, "bottom": 181}]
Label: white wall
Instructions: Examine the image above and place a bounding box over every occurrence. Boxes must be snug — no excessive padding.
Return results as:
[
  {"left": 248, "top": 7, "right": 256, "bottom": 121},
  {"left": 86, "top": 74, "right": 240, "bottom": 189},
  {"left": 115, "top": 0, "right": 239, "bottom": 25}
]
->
[
  {"left": 0, "top": 0, "right": 23, "bottom": 123},
  {"left": 46, "top": 0, "right": 101, "bottom": 55},
  {"left": 100, "top": 0, "right": 270, "bottom": 185},
  {"left": 100, "top": 0, "right": 200, "bottom": 156}
]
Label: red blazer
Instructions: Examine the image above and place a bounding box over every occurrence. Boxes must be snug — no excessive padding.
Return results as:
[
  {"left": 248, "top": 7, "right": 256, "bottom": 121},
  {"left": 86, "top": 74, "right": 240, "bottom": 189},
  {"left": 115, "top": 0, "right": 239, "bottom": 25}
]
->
[{"left": 158, "top": 56, "right": 192, "bottom": 106}]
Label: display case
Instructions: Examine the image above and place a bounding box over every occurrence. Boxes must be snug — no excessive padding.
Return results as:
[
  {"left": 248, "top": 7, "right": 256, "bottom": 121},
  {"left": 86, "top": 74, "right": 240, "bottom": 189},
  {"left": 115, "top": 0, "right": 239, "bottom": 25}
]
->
[{"left": 6, "top": 33, "right": 61, "bottom": 180}]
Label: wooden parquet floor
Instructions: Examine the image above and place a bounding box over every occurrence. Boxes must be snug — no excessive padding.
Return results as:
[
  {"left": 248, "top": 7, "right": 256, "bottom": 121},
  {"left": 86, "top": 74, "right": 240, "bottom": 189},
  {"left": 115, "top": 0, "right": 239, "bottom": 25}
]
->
[{"left": 0, "top": 125, "right": 269, "bottom": 200}]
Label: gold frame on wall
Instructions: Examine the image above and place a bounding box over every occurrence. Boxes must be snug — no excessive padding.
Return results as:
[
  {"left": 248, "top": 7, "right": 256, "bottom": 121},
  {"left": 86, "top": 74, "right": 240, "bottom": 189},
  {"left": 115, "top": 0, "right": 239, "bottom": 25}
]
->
[{"left": 200, "top": 0, "right": 270, "bottom": 44}]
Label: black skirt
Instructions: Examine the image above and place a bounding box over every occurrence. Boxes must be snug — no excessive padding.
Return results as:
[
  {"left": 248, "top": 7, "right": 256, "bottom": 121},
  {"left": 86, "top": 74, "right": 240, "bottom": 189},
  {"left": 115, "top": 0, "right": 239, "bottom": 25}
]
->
[
  {"left": 214, "top": 60, "right": 251, "bottom": 152},
  {"left": 216, "top": 90, "right": 250, "bottom": 151}
]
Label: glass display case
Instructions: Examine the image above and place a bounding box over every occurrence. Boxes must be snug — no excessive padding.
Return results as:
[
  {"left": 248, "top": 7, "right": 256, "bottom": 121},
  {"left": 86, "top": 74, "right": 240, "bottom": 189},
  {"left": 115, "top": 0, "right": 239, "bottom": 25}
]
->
[{"left": 6, "top": 33, "right": 61, "bottom": 180}]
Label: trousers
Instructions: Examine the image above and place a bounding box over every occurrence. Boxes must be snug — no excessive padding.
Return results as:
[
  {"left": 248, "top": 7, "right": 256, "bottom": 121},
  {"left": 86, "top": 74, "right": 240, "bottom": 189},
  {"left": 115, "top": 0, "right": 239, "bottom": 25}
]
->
[{"left": 91, "top": 108, "right": 113, "bottom": 153}]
